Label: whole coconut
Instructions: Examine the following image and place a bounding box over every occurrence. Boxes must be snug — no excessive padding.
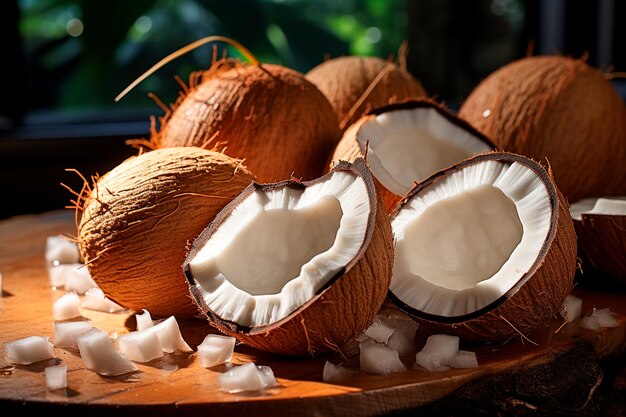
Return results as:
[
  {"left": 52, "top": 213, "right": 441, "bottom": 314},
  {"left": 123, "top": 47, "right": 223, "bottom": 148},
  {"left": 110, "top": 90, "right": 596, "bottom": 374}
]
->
[
  {"left": 77, "top": 147, "right": 254, "bottom": 317},
  {"left": 459, "top": 55, "right": 626, "bottom": 202},
  {"left": 306, "top": 55, "right": 427, "bottom": 132},
  {"left": 153, "top": 61, "right": 340, "bottom": 183}
]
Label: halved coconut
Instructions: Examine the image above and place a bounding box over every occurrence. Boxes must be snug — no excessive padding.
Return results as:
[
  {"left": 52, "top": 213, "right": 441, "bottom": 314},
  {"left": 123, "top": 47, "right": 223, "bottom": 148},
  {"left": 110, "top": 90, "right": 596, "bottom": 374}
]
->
[
  {"left": 332, "top": 100, "right": 495, "bottom": 212},
  {"left": 570, "top": 197, "right": 626, "bottom": 286},
  {"left": 389, "top": 152, "right": 577, "bottom": 341},
  {"left": 184, "top": 159, "right": 393, "bottom": 356}
]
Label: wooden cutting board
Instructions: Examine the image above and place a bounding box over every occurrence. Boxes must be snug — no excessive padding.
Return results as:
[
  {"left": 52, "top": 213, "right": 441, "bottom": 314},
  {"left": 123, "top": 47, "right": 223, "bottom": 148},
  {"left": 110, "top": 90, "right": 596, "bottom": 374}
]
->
[{"left": 0, "top": 210, "right": 625, "bottom": 416}]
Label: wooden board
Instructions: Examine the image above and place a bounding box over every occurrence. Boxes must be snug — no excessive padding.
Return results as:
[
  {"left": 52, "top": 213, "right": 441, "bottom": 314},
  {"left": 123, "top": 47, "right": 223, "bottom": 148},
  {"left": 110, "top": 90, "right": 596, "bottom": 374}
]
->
[{"left": 0, "top": 210, "right": 625, "bottom": 416}]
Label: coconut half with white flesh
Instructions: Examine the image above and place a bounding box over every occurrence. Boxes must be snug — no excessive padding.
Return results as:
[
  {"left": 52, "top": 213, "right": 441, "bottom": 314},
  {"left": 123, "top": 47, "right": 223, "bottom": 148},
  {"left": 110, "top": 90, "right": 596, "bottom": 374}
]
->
[
  {"left": 332, "top": 100, "right": 495, "bottom": 212},
  {"left": 570, "top": 197, "right": 626, "bottom": 286},
  {"left": 184, "top": 159, "right": 393, "bottom": 356},
  {"left": 389, "top": 152, "right": 577, "bottom": 341}
]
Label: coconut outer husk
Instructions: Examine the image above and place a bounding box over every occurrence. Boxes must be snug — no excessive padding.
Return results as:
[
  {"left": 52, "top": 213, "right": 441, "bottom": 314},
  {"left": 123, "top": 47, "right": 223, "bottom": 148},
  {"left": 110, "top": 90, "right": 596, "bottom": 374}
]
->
[
  {"left": 389, "top": 152, "right": 578, "bottom": 341},
  {"left": 459, "top": 55, "right": 626, "bottom": 202},
  {"left": 306, "top": 55, "right": 427, "bottom": 132},
  {"left": 185, "top": 158, "right": 394, "bottom": 356},
  {"left": 77, "top": 147, "right": 254, "bottom": 317},
  {"left": 574, "top": 214, "right": 626, "bottom": 287},
  {"left": 153, "top": 61, "right": 340, "bottom": 184},
  {"left": 332, "top": 99, "right": 495, "bottom": 212}
]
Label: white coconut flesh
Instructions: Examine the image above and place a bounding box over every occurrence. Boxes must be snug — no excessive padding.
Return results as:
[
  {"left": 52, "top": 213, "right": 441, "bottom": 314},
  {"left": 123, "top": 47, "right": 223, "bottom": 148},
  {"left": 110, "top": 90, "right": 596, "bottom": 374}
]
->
[
  {"left": 392, "top": 160, "right": 552, "bottom": 318},
  {"left": 570, "top": 197, "right": 626, "bottom": 220},
  {"left": 187, "top": 171, "right": 370, "bottom": 327},
  {"left": 357, "top": 108, "right": 493, "bottom": 196}
]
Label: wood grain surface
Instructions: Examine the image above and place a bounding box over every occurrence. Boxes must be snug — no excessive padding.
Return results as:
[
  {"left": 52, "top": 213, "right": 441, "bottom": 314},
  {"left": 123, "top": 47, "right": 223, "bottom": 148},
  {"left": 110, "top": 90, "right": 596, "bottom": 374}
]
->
[{"left": 0, "top": 210, "right": 625, "bottom": 416}]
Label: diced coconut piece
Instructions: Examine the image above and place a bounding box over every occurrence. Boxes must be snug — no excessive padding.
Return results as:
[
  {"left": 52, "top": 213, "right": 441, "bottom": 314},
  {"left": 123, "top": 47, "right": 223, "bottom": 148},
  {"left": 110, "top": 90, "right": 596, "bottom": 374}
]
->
[
  {"left": 144, "top": 316, "right": 192, "bottom": 353},
  {"left": 560, "top": 294, "right": 583, "bottom": 323},
  {"left": 76, "top": 328, "right": 137, "bottom": 376},
  {"left": 218, "top": 362, "right": 278, "bottom": 393},
  {"left": 197, "top": 334, "right": 235, "bottom": 368},
  {"left": 359, "top": 340, "right": 407, "bottom": 375},
  {"left": 45, "top": 236, "right": 80, "bottom": 265},
  {"left": 322, "top": 361, "right": 357, "bottom": 383},
  {"left": 47, "top": 264, "right": 78, "bottom": 288},
  {"left": 54, "top": 320, "right": 93, "bottom": 349},
  {"left": 5, "top": 336, "right": 55, "bottom": 365},
  {"left": 364, "top": 317, "right": 396, "bottom": 343},
  {"left": 52, "top": 292, "right": 81, "bottom": 321},
  {"left": 451, "top": 350, "right": 478, "bottom": 369},
  {"left": 64, "top": 266, "right": 98, "bottom": 295},
  {"left": 135, "top": 309, "right": 154, "bottom": 331},
  {"left": 45, "top": 365, "right": 67, "bottom": 390},
  {"left": 591, "top": 308, "right": 619, "bottom": 328},
  {"left": 117, "top": 331, "right": 163, "bottom": 363},
  {"left": 81, "top": 288, "right": 123, "bottom": 313},
  {"left": 415, "top": 334, "right": 459, "bottom": 372},
  {"left": 580, "top": 315, "right": 600, "bottom": 331}
]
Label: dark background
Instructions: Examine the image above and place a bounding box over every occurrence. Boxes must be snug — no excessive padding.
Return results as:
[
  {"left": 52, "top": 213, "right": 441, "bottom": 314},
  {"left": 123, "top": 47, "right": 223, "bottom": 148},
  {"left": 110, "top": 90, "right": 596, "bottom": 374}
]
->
[{"left": 1, "top": 0, "right": 625, "bottom": 220}]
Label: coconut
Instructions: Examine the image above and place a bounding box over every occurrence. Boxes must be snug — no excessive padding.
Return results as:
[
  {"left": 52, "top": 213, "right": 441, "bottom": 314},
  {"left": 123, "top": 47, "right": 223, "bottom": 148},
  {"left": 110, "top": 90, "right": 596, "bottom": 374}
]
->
[
  {"left": 306, "top": 55, "right": 426, "bottom": 132},
  {"left": 570, "top": 197, "right": 626, "bottom": 286},
  {"left": 389, "top": 152, "right": 577, "bottom": 341},
  {"left": 77, "top": 147, "right": 253, "bottom": 317},
  {"left": 459, "top": 55, "right": 626, "bottom": 202},
  {"left": 184, "top": 158, "right": 394, "bottom": 356},
  {"left": 149, "top": 61, "right": 339, "bottom": 183},
  {"left": 332, "top": 100, "right": 495, "bottom": 212}
]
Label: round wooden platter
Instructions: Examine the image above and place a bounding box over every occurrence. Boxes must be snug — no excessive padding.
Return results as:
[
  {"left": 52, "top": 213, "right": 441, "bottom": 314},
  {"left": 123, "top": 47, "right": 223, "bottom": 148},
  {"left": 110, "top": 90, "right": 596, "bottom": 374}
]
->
[{"left": 0, "top": 211, "right": 625, "bottom": 416}]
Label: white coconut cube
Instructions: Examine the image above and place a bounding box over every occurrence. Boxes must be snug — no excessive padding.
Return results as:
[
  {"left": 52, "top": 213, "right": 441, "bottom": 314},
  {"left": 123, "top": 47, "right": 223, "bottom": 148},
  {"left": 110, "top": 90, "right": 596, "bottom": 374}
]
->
[
  {"left": 592, "top": 308, "right": 619, "bottom": 328},
  {"left": 359, "top": 340, "right": 407, "bottom": 375},
  {"left": 47, "top": 264, "right": 80, "bottom": 288},
  {"left": 81, "top": 288, "right": 123, "bottom": 313},
  {"left": 45, "top": 365, "right": 67, "bottom": 390},
  {"left": 560, "top": 294, "right": 583, "bottom": 323},
  {"left": 64, "top": 266, "right": 98, "bottom": 295},
  {"left": 117, "top": 331, "right": 163, "bottom": 363},
  {"left": 218, "top": 362, "right": 278, "bottom": 393},
  {"left": 5, "top": 336, "right": 55, "bottom": 365},
  {"left": 580, "top": 315, "right": 600, "bottom": 331},
  {"left": 415, "top": 334, "right": 460, "bottom": 372},
  {"left": 197, "top": 334, "right": 235, "bottom": 368},
  {"left": 76, "top": 328, "right": 137, "bottom": 376},
  {"left": 451, "top": 350, "right": 478, "bottom": 369},
  {"left": 45, "top": 235, "right": 80, "bottom": 265},
  {"left": 54, "top": 320, "right": 93, "bottom": 349},
  {"left": 364, "top": 316, "right": 396, "bottom": 344},
  {"left": 135, "top": 309, "right": 154, "bottom": 331},
  {"left": 322, "top": 361, "right": 357, "bottom": 383},
  {"left": 52, "top": 292, "right": 82, "bottom": 321},
  {"left": 145, "top": 316, "right": 192, "bottom": 353}
]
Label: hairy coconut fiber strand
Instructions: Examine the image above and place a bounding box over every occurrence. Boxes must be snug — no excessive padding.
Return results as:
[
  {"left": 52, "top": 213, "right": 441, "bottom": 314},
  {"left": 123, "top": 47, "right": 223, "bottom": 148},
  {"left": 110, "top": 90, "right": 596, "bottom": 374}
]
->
[
  {"left": 155, "top": 63, "right": 340, "bottom": 183},
  {"left": 77, "top": 147, "right": 253, "bottom": 317},
  {"left": 459, "top": 55, "right": 626, "bottom": 202},
  {"left": 306, "top": 56, "right": 426, "bottom": 132}
]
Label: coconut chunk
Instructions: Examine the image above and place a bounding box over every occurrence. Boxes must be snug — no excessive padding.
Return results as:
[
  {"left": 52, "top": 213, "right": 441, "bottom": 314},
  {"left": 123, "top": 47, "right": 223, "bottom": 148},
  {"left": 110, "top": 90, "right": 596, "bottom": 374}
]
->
[
  {"left": 451, "top": 350, "right": 478, "bottom": 369},
  {"left": 76, "top": 328, "right": 137, "bottom": 376},
  {"left": 197, "top": 334, "right": 235, "bottom": 368},
  {"left": 81, "top": 288, "right": 124, "bottom": 313},
  {"left": 5, "top": 336, "right": 55, "bottom": 365},
  {"left": 414, "top": 334, "right": 459, "bottom": 372},
  {"left": 143, "top": 316, "right": 192, "bottom": 353},
  {"left": 54, "top": 320, "right": 93, "bottom": 349},
  {"left": 117, "top": 331, "right": 163, "bottom": 363},
  {"left": 560, "top": 295, "right": 583, "bottom": 323},
  {"left": 64, "top": 265, "right": 98, "bottom": 295},
  {"left": 359, "top": 340, "right": 407, "bottom": 375},
  {"left": 364, "top": 317, "right": 396, "bottom": 344},
  {"left": 580, "top": 315, "right": 600, "bottom": 331},
  {"left": 322, "top": 361, "right": 357, "bottom": 383},
  {"left": 591, "top": 308, "right": 619, "bottom": 328},
  {"left": 217, "top": 362, "right": 278, "bottom": 393},
  {"left": 135, "top": 309, "right": 154, "bottom": 331},
  {"left": 52, "top": 292, "right": 82, "bottom": 321},
  {"left": 45, "top": 235, "right": 80, "bottom": 265},
  {"left": 45, "top": 365, "right": 67, "bottom": 390}
]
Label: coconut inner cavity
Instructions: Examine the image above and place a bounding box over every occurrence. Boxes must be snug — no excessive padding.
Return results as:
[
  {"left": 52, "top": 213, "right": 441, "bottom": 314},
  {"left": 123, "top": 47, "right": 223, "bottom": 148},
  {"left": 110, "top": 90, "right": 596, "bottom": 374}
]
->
[
  {"left": 403, "top": 184, "right": 523, "bottom": 291},
  {"left": 358, "top": 108, "right": 493, "bottom": 196}
]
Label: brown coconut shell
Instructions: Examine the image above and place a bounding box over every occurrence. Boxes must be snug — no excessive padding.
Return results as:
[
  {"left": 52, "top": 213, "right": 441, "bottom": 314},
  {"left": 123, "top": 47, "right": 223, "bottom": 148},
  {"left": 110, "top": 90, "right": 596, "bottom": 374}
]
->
[
  {"left": 306, "top": 55, "right": 427, "bottom": 132},
  {"left": 152, "top": 61, "right": 340, "bottom": 183},
  {"left": 389, "top": 152, "right": 578, "bottom": 341},
  {"left": 77, "top": 147, "right": 254, "bottom": 317},
  {"left": 574, "top": 214, "right": 626, "bottom": 287},
  {"left": 332, "top": 99, "right": 496, "bottom": 213},
  {"left": 184, "top": 158, "right": 394, "bottom": 356},
  {"left": 459, "top": 55, "right": 626, "bottom": 202}
]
